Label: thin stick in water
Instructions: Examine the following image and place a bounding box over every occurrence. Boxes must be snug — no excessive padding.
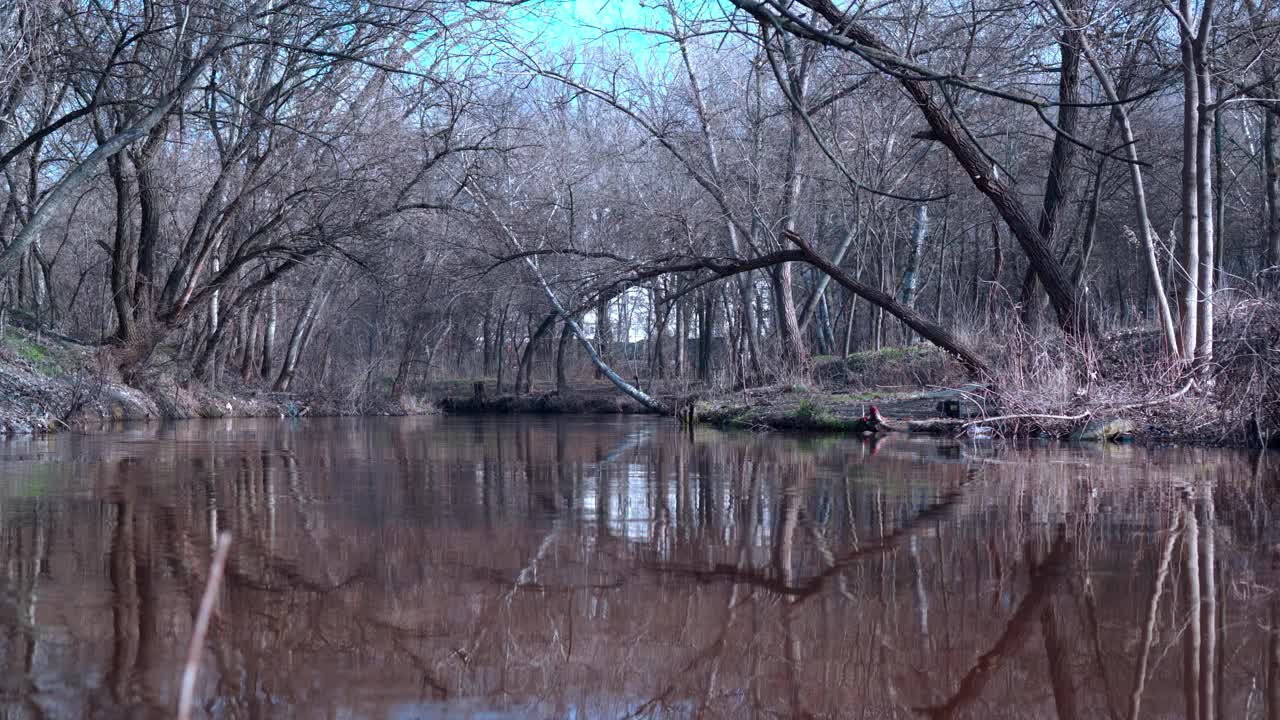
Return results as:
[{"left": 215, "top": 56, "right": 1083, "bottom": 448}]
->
[{"left": 177, "top": 532, "right": 232, "bottom": 720}]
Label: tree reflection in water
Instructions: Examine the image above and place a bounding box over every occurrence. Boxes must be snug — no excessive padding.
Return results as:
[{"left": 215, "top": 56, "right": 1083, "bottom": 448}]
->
[{"left": 0, "top": 415, "right": 1275, "bottom": 719}]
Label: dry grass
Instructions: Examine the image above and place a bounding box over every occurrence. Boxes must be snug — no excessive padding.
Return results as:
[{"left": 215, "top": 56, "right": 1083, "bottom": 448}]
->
[
  {"left": 957, "top": 291, "right": 1280, "bottom": 445},
  {"left": 812, "top": 345, "right": 966, "bottom": 390},
  {"left": 1212, "top": 292, "right": 1280, "bottom": 447}
]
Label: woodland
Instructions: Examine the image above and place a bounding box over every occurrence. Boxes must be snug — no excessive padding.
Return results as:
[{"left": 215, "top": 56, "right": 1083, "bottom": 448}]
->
[{"left": 1, "top": 0, "right": 1279, "bottom": 440}]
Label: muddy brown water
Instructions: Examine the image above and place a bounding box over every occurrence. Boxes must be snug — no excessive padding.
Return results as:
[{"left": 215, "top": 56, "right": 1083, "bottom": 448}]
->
[{"left": 0, "top": 415, "right": 1276, "bottom": 719}]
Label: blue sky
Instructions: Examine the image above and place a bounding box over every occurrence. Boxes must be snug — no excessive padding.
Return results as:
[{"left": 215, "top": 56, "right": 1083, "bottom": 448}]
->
[{"left": 507, "top": 0, "right": 694, "bottom": 60}]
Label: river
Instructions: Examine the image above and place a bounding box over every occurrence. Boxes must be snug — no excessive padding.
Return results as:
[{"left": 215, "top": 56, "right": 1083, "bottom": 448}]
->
[{"left": 0, "top": 415, "right": 1274, "bottom": 718}]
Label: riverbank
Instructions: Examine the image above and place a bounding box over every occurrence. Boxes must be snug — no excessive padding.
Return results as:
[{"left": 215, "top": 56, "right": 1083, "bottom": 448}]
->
[
  {"left": 0, "top": 322, "right": 430, "bottom": 434},
  {"left": 2, "top": 313, "right": 1276, "bottom": 449},
  {"left": 427, "top": 331, "right": 1280, "bottom": 449}
]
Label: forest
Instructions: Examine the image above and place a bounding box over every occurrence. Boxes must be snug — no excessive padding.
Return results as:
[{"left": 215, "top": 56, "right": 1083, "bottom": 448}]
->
[{"left": 1, "top": 0, "right": 1278, "bottom": 443}]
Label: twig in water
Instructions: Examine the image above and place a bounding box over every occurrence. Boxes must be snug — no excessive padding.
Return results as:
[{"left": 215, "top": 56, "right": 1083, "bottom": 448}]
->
[{"left": 177, "top": 532, "right": 232, "bottom": 720}]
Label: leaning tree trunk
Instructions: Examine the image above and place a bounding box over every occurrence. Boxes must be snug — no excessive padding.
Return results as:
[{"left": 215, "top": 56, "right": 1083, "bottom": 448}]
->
[
  {"left": 625, "top": 242, "right": 993, "bottom": 374},
  {"left": 799, "top": 220, "right": 858, "bottom": 330},
  {"left": 274, "top": 280, "right": 330, "bottom": 392},
  {"left": 474, "top": 190, "right": 670, "bottom": 414},
  {"left": 1060, "top": 0, "right": 1179, "bottom": 357},
  {"left": 0, "top": 2, "right": 270, "bottom": 281},
  {"left": 734, "top": 0, "right": 1085, "bottom": 334},
  {"left": 530, "top": 262, "right": 668, "bottom": 413}
]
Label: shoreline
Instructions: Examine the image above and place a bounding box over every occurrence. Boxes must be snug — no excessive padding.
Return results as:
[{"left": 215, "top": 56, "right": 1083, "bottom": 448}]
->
[
  {"left": 1, "top": 324, "right": 1273, "bottom": 450},
  {"left": 1, "top": 391, "right": 1269, "bottom": 451}
]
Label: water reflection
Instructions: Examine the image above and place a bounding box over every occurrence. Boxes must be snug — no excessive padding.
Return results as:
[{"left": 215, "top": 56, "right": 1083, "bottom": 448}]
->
[{"left": 0, "top": 416, "right": 1275, "bottom": 719}]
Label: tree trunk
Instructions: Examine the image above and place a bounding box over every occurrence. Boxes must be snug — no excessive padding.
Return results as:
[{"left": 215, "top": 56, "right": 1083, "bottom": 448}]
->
[
  {"left": 1194, "top": 48, "right": 1215, "bottom": 365},
  {"left": 798, "top": 220, "right": 859, "bottom": 331},
  {"left": 1179, "top": 31, "right": 1202, "bottom": 359},
  {"left": 934, "top": 231, "right": 946, "bottom": 323},
  {"left": 207, "top": 256, "right": 220, "bottom": 377},
  {"left": 260, "top": 284, "right": 277, "bottom": 380},
  {"left": 698, "top": 290, "right": 715, "bottom": 382},
  {"left": 391, "top": 320, "right": 420, "bottom": 398},
  {"left": 556, "top": 318, "right": 572, "bottom": 392},
  {"left": 843, "top": 288, "right": 858, "bottom": 356},
  {"left": 131, "top": 127, "right": 165, "bottom": 319},
  {"left": 782, "top": 235, "right": 990, "bottom": 373},
  {"left": 1267, "top": 100, "right": 1280, "bottom": 270},
  {"left": 675, "top": 297, "right": 687, "bottom": 377},
  {"left": 985, "top": 218, "right": 1003, "bottom": 320},
  {"left": 900, "top": 204, "right": 928, "bottom": 341},
  {"left": 518, "top": 312, "right": 556, "bottom": 394},
  {"left": 772, "top": 264, "right": 807, "bottom": 367},
  {"left": 106, "top": 151, "right": 136, "bottom": 342},
  {"left": 1071, "top": 156, "right": 1105, "bottom": 289},
  {"left": 274, "top": 272, "right": 330, "bottom": 392},
  {"left": 671, "top": 4, "right": 761, "bottom": 377},
  {"left": 1020, "top": 5, "right": 1081, "bottom": 328},
  {"left": 518, "top": 253, "right": 667, "bottom": 412},
  {"left": 773, "top": 41, "right": 812, "bottom": 370},
  {"left": 482, "top": 306, "right": 493, "bottom": 376},
  {"left": 816, "top": 292, "right": 835, "bottom": 354},
  {"left": 594, "top": 297, "right": 609, "bottom": 380},
  {"left": 495, "top": 302, "right": 509, "bottom": 394},
  {"left": 240, "top": 293, "right": 261, "bottom": 381},
  {"left": 233, "top": 303, "right": 250, "bottom": 378}
]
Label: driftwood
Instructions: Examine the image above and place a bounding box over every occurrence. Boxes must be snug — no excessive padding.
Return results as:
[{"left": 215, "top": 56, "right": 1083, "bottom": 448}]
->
[
  {"left": 962, "top": 411, "right": 1092, "bottom": 428},
  {"left": 954, "top": 378, "right": 1197, "bottom": 438},
  {"left": 908, "top": 417, "right": 967, "bottom": 434}
]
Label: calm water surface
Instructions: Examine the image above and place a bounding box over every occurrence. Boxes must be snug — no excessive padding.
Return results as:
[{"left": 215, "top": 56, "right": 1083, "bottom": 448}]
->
[{"left": 0, "top": 415, "right": 1276, "bottom": 719}]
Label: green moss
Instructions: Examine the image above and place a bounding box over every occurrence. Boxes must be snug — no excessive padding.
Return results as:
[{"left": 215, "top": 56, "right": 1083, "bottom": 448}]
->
[
  {"left": 793, "top": 398, "right": 821, "bottom": 420},
  {"left": 4, "top": 334, "right": 56, "bottom": 372},
  {"left": 844, "top": 345, "right": 927, "bottom": 369},
  {"left": 791, "top": 399, "right": 844, "bottom": 430}
]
